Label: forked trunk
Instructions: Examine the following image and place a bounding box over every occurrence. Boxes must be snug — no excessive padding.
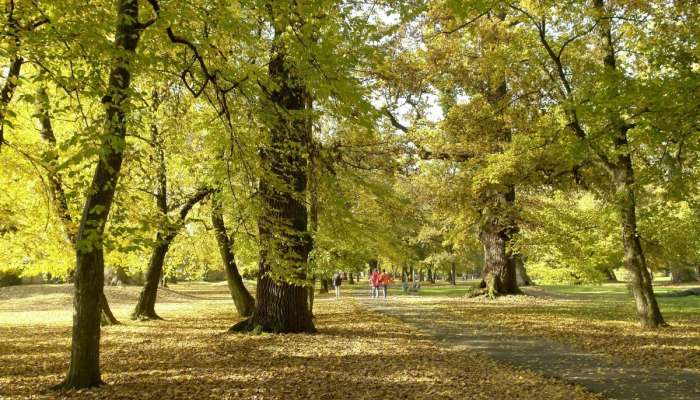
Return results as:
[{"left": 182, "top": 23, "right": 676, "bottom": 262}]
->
[{"left": 132, "top": 187, "right": 212, "bottom": 320}]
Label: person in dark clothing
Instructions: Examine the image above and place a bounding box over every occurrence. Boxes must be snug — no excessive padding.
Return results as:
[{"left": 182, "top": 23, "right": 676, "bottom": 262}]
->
[{"left": 332, "top": 272, "right": 343, "bottom": 298}]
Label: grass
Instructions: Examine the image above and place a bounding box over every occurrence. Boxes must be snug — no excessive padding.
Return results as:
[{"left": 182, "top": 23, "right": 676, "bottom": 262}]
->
[{"left": 0, "top": 283, "right": 599, "bottom": 400}]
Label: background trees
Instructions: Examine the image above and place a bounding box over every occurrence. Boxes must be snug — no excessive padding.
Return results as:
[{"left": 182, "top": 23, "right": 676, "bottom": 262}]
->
[{"left": 0, "top": 0, "right": 697, "bottom": 390}]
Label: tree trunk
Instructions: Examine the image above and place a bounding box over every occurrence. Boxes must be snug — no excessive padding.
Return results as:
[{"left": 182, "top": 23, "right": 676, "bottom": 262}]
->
[
  {"left": 132, "top": 185, "right": 213, "bottom": 320},
  {"left": 515, "top": 255, "right": 533, "bottom": 286},
  {"left": 55, "top": 0, "right": 142, "bottom": 390},
  {"left": 401, "top": 266, "right": 407, "bottom": 282},
  {"left": 368, "top": 259, "right": 378, "bottom": 276},
  {"left": 592, "top": 0, "right": 665, "bottom": 328},
  {"left": 133, "top": 236, "right": 171, "bottom": 320},
  {"left": 409, "top": 265, "right": 414, "bottom": 282},
  {"left": 100, "top": 292, "right": 119, "bottom": 326},
  {"left": 478, "top": 213, "right": 520, "bottom": 297},
  {"left": 0, "top": 56, "right": 22, "bottom": 152},
  {"left": 419, "top": 270, "right": 424, "bottom": 282},
  {"left": 307, "top": 275, "right": 315, "bottom": 315},
  {"left": 319, "top": 278, "right": 329, "bottom": 294},
  {"left": 450, "top": 263, "right": 457, "bottom": 286},
  {"left": 614, "top": 165, "right": 665, "bottom": 327},
  {"left": 211, "top": 196, "right": 255, "bottom": 317},
  {"left": 348, "top": 272, "right": 354, "bottom": 284},
  {"left": 670, "top": 268, "right": 697, "bottom": 283},
  {"left": 230, "top": 20, "right": 314, "bottom": 333},
  {"left": 603, "top": 268, "right": 617, "bottom": 282},
  {"left": 37, "top": 83, "right": 119, "bottom": 326}
]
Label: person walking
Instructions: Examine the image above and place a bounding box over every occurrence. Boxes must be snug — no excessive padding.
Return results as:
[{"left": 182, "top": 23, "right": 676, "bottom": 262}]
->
[
  {"left": 332, "top": 272, "right": 343, "bottom": 299},
  {"left": 369, "top": 268, "right": 380, "bottom": 299},
  {"left": 379, "top": 269, "right": 393, "bottom": 300}
]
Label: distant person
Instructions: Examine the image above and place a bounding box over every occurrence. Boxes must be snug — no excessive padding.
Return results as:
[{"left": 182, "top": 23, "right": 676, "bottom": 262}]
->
[
  {"left": 369, "top": 268, "right": 381, "bottom": 298},
  {"left": 332, "top": 272, "right": 343, "bottom": 299},
  {"left": 379, "top": 269, "right": 393, "bottom": 300}
]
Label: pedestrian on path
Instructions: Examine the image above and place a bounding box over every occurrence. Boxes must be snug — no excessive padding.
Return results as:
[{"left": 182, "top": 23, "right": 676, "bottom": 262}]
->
[
  {"left": 369, "top": 268, "right": 380, "bottom": 298},
  {"left": 379, "top": 269, "right": 393, "bottom": 300},
  {"left": 332, "top": 272, "right": 343, "bottom": 299}
]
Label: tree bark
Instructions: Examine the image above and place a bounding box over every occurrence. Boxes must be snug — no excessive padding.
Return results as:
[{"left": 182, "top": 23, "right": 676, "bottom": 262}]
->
[
  {"left": 478, "top": 204, "right": 520, "bottom": 297},
  {"left": 36, "top": 84, "right": 119, "bottom": 324},
  {"left": 133, "top": 188, "right": 212, "bottom": 320},
  {"left": 515, "top": 255, "right": 533, "bottom": 286},
  {"left": 100, "top": 292, "right": 119, "bottom": 326},
  {"left": 55, "top": 0, "right": 142, "bottom": 389},
  {"left": 450, "top": 263, "right": 456, "bottom": 286},
  {"left": 230, "top": 19, "right": 314, "bottom": 333},
  {"left": 594, "top": 0, "right": 665, "bottom": 328},
  {"left": 319, "top": 278, "right": 329, "bottom": 294},
  {"left": 0, "top": 56, "right": 22, "bottom": 152},
  {"left": 614, "top": 161, "right": 665, "bottom": 327},
  {"left": 211, "top": 195, "right": 255, "bottom": 317},
  {"left": 348, "top": 272, "right": 354, "bottom": 284}
]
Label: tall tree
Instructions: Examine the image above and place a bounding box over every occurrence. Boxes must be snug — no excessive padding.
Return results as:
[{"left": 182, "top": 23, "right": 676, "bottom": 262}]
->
[
  {"left": 35, "top": 84, "right": 119, "bottom": 325},
  {"left": 231, "top": 5, "right": 315, "bottom": 333},
  {"left": 56, "top": 0, "right": 147, "bottom": 389}
]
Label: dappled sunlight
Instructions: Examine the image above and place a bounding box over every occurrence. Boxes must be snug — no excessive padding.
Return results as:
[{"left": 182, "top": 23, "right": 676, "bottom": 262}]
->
[{"left": 0, "top": 283, "right": 600, "bottom": 399}]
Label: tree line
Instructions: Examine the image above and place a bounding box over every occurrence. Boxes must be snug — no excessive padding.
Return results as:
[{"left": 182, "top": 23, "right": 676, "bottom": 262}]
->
[{"left": 0, "top": 0, "right": 697, "bottom": 390}]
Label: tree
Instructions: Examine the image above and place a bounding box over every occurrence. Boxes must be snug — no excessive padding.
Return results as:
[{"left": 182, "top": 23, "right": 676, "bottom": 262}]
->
[
  {"left": 231, "top": 5, "right": 315, "bottom": 333},
  {"left": 56, "top": 0, "right": 148, "bottom": 389}
]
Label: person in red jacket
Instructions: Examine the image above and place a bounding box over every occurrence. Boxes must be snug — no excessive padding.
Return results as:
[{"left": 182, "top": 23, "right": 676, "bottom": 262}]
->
[
  {"left": 369, "top": 268, "right": 381, "bottom": 299},
  {"left": 379, "top": 269, "right": 393, "bottom": 300}
]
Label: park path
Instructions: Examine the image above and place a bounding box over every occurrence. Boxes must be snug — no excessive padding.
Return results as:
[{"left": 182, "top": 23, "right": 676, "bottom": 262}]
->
[{"left": 359, "top": 297, "right": 700, "bottom": 400}]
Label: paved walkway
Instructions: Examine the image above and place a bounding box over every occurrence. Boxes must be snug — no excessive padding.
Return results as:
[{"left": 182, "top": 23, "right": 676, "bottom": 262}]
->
[{"left": 360, "top": 298, "right": 700, "bottom": 400}]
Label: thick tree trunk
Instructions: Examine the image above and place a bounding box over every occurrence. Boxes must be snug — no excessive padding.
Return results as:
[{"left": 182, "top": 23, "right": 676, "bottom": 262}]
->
[
  {"left": 450, "top": 263, "right": 457, "bottom": 286},
  {"left": 348, "top": 272, "right": 354, "bottom": 284},
  {"left": 478, "top": 214, "right": 520, "bottom": 297},
  {"left": 515, "top": 255, "right": 533, "bottom": 286},
  {"left": 409, "top": 265, "right": 414, "bottom": 282},
  {"left": 230, "top": 22, "right": 314, "bottom": 333},
  {"left": 55, "top": 0, "right": 141, "bottom": 389},
  {"left": 419, "top": 270, "right": 424, "bottom": 282},
  {"left": 211, "top": 197, "right": 255, "bottom": 317}
]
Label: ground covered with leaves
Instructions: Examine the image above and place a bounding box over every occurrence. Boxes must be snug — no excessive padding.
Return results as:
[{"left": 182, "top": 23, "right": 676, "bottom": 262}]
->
[
  {"left": 0, "top": 283, "right": 598, "bottom": 399},
  {"left": 388, "top": 283, "right": 700, "bottom": 374}
]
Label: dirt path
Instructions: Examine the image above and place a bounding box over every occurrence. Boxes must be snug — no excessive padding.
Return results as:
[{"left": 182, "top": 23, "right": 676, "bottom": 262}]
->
[{"left": 361, "top": 297, "right": 700, "bottom": 400}]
